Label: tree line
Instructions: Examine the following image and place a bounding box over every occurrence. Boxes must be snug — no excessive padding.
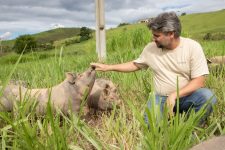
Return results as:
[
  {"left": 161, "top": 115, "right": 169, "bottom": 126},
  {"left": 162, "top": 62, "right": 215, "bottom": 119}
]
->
[{"left": 13, "top": 27, "right": 92, "bottom": 54}]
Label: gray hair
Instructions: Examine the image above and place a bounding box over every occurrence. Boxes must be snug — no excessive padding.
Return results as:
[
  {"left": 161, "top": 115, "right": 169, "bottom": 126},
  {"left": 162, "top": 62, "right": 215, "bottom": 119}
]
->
[{"left": 147, "top": 12, "right": 181, "bottom": 38}]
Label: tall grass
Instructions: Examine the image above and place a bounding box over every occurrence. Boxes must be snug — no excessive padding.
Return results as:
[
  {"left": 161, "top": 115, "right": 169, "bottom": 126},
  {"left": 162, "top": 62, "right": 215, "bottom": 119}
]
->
[
  {"left": 0, "top": 48, "right": 106, "bottom": 149},
  {"left": 107, "top": 26, "right": 150, "bottom": 52},
  {"left": 0, "top": 26, "right": 224, "bottom": 149}
]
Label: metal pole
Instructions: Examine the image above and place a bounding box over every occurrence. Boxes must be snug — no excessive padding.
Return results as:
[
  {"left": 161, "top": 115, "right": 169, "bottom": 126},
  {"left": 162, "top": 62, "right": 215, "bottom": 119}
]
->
[{"left": 95, "top": 0, "right": 106, "bottom": 61}]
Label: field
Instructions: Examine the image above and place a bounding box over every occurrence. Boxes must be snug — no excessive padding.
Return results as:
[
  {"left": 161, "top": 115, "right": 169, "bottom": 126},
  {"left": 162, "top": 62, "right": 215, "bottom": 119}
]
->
[{"left": 0, "top": 10, "right": 225, "bottom": 149}]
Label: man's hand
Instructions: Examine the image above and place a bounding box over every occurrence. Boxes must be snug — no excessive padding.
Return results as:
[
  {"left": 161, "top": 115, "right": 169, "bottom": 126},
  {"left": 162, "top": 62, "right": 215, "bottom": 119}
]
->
[
  {"left": 166, "top": 92, "right": 177, "bottom": 117},
  {"left": 91, "top": 61, "right": 140, "bottom": 72},
  {"left": 90, "top": 63, "right": 111, "bottom": 72}
]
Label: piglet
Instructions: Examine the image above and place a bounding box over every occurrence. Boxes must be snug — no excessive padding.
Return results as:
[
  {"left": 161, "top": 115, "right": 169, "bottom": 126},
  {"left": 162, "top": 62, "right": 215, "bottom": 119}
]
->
[
  {"left": 87, "top": 78, "right": 121, "bottom": 111},
  {"left": 0, "top": 68, "right": 96, "bottom": 115}
]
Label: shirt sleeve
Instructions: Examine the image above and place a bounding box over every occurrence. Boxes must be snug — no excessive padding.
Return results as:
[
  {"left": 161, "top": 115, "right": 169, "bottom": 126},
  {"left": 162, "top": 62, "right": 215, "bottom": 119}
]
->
[
  {"left": 190, "top": 41, "right": 209, "bottom": 78},
  {"left": 133, "top": 44, "right": 150, "bottom": 69}
]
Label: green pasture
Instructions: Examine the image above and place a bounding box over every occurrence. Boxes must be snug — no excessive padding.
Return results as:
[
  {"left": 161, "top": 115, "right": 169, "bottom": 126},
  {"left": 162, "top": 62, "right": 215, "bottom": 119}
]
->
[{"left": 0, "top": 10, "right": 225, "bottom": 149}]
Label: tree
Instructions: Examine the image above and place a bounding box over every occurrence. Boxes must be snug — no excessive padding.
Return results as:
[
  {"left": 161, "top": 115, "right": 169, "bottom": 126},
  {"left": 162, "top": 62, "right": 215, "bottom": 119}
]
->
[
  {"left": 203, "top": 33, "right": 212, "bottom": 40},
  {"left": 79, "top": 27, "right": 92, "bottom": 42},
  {"left": 181, "top": 12, "right": 186, "bottom": 16},
  {"left": 117, "top": 22, "right": 130, "bottom": 27},
  {"left": 13, "top": 34, "right": 37, "bottom": 54}
]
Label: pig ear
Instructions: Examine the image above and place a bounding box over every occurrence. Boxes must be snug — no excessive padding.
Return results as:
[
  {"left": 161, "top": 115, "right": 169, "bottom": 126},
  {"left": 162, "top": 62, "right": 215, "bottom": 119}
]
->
[
  {"left": 105, "top": 83, "right": 110, "bottom": 89},
  {"left": 65, "top": 72, "right": 76, "bottom": 84},
  {"left": 103, "top": 88, "right": 109, "bottom": 96},
  {"left": 207, "top": 58, "right": 212, "bottom": 64},
  {"left": 103, "top": 84, "right": 110, "bottom": 95}
]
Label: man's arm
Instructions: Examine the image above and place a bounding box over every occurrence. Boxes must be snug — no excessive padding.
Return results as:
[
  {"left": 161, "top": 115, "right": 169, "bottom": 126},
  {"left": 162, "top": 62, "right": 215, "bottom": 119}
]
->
[
  {"left": 167, "top": 75, "right": 206, "bottom": 115},
  {"left": 174, "top": 75, "right": 205, "bottom": 98},
  {"left": 90, "top": 61, "right": 140, "bottom": 72}
]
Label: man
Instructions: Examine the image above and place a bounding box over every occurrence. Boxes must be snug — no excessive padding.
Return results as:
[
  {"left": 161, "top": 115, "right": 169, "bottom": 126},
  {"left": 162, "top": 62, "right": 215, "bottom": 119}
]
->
[{"left": 91, "top": 12, "right": 216, "bottom": 124}]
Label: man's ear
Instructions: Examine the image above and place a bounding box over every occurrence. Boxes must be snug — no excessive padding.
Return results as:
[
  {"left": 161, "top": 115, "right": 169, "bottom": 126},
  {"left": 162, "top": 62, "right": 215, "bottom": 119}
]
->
[
  {"left": 168, "top": 31, "right": 174, "bottom": 38},
  {"left": 65, "top": 72, "right": 76, "bottom": 84}
]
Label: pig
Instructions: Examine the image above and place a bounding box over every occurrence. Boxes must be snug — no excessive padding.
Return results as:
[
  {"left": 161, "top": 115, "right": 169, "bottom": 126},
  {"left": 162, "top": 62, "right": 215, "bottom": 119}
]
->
[
  {"left": 87, "top": 78, "right": 121, "bottom": 111},
  {"left": 207, "top": 56, "right": 225, "bottom": 64},
  {"left": 0, "top": 68, "right": 96, "bottom": 115},
  {"left": 207, "top": 56, "right": 225, "bottom": 77},
  {"left": 190, "top": 136, "right": 225, "bottom": 150}
]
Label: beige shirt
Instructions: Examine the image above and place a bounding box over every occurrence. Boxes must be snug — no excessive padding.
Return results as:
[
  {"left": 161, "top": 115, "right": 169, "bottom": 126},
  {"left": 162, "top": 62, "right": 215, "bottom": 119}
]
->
[{"left": 133, "top": 37, "right": 209, "bottom": 96}]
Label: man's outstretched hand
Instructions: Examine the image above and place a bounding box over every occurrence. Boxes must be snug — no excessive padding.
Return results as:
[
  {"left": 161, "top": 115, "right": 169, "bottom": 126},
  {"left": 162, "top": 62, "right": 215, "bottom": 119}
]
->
[{"left": 90, "top": 63, "right": 111, "bottom": 72}]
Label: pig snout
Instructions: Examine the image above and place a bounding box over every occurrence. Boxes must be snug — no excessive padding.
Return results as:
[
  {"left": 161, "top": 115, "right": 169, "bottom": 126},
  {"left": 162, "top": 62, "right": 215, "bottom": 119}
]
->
[
  {"left": 86, "top": 67, "right": 96, "bottom": 78},
  {"left": 91, "top": 65, "right": 96, "bottom": 70},
  {"left": 76, "top": 68, "right": 96, "bottom": 92},
  {"left": 77, "top": 68, "right": 96, "bottom": 80},
  {"left": 87, "top": 68, "right": 96, "bottom": 84}
]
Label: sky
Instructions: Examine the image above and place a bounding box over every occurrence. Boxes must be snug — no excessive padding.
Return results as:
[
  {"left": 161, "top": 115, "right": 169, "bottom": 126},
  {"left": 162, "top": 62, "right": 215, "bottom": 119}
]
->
[{"left": 0, "top": 0, "right": 224, "bottom": 40}]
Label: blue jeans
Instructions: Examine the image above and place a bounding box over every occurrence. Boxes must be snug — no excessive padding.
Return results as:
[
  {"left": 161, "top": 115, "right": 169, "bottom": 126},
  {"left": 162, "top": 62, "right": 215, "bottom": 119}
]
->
[{"left": 144, "top": 88, "right": 217, "bottom": 125}]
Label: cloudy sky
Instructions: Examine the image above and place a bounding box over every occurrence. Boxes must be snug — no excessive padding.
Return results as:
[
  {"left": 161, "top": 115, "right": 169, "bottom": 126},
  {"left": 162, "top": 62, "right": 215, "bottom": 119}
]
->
[{"left": 0, "top": 0, "right": 224, "bottom": 40}]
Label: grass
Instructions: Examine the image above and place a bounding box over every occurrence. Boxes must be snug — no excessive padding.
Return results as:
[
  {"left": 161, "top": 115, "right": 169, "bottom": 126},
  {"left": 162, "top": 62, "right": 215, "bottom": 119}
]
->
[{"left": 0, "top": 10, "right": 225, "bottom": 149}]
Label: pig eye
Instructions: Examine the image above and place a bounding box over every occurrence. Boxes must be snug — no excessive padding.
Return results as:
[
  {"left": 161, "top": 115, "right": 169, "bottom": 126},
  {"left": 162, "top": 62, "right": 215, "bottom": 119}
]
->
[
  {"left": 68, "top": 80, "right": 75, "bottom": 84},
  {"left": 104, "top": 88, "right": 110, "bottom": 95}
]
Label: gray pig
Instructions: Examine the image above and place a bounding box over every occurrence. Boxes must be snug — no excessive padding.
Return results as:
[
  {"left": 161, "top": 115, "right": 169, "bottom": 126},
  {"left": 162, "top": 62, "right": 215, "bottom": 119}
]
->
[
  {"left": 0, "top": 68, "right": 96, "bottom": 115},
  {"left": 87, "top": 78, "right": 120, "bottom": 111},
  {"left": 207, "top": 56, "right": 225, "bottom": 77},
  {"left": 190, "top": 136, "right": 225, "bottom": 150},
  {"left": 207, "top": 56, "right": 225, "bottom": 64}
]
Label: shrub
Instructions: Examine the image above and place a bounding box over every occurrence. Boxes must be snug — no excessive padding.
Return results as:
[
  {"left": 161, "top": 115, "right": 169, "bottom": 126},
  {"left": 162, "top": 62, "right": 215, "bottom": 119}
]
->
[
  {"left": 181, "top": 12, "right": 186, "bottom": 16},
  {"left": 37, "top": 43, "right": 54, "bottom": 51},
  {"left": 203, "top": 33, "right": 212, "bottom": 40},
  {"left": 117, "top": 22, "right": 130, "bottom": 27},
  {"left": 64, "top": 37, "right": 80, "bottom": 46},
  {"left": 0, "top": 45, "right": 12, "bottom": 54},
  {"left": 203, "top": 32, "right": 225, "bottom": 40},
  {"left": 79, "top": 27, "right": 92, "bottom": 42},
  {"left": 13, "top": 35, "right": 37, "bottom": 54}
]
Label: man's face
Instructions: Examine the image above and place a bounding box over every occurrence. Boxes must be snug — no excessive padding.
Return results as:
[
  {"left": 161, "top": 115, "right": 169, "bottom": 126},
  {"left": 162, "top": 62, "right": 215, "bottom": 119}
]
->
[{"left": 152, "top": 30, "right": 173, "bottom": 49}]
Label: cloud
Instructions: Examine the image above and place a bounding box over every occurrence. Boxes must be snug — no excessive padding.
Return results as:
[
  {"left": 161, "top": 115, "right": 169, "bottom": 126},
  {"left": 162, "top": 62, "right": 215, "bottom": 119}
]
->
[
  {"left": 59, "top": 0, "right": 95, "bottom": 12},
  {"left": 0, "top": 32, "right": 12, "bottom": 40},
  {"left": 51, "top": 23, "right": 65, "bottom": 29},
  {"left": 0, "top": 0, "right": 224, "bottom": 39}
]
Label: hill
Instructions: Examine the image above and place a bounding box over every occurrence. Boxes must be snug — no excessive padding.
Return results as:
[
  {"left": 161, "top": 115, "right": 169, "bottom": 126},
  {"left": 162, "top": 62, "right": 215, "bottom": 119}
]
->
[
  {"left": 33, "top": 27, "right": 81, "bottom": 44},
  {"left": 1, "top": 27, "right": 93, "bottom": 53},
  {"left": 1, "top": 9, "right": 225, "bottom": 54},
  {"left": 180, "top": 9, "right": 225, "bottom": 40},
  {"left": 180, "top": 9, "right": 225, "bottom": 38}
]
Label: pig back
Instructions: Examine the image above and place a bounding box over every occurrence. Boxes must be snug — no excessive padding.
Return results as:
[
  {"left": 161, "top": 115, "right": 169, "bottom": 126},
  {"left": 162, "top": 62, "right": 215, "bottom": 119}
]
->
[{"left": 48, "top": 81, "right": 82, "bottom": 114}]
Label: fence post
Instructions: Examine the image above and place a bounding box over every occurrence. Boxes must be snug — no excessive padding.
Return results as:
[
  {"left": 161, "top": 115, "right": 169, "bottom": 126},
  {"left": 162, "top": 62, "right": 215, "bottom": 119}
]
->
[{"left": 95, "top": 0, "right": 106, "bottom": 61}]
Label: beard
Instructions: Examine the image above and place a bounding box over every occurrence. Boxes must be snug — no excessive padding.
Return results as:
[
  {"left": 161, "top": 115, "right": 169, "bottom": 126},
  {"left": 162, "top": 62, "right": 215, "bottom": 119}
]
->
[
  {"left": 155, "top": 41, "right": 165, "bottom": 49},
  {"left": 155, "top": 40, "right": 171, "bottom": 49}
]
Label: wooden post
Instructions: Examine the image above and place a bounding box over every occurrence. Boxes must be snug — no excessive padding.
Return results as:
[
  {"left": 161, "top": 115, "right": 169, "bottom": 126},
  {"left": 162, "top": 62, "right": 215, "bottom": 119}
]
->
[
  {"left": 0, "top": 39, "right": 2, "bottom": 54},
  {"left": 95, "top": 0, "right": 106, "bottom": 61}
]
